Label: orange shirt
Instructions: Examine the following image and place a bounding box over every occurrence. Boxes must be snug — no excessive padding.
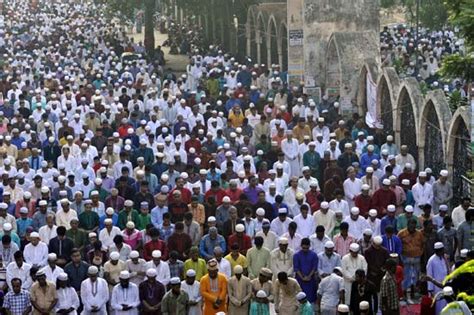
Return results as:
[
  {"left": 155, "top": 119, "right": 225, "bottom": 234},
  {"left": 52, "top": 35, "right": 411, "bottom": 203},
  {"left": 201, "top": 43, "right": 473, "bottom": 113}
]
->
[
  {"left": 200, "top": 273, "right": 228, "bottom": 315},
  {"left": 397, "top": 228, "right": 424, "bottom": 257}
]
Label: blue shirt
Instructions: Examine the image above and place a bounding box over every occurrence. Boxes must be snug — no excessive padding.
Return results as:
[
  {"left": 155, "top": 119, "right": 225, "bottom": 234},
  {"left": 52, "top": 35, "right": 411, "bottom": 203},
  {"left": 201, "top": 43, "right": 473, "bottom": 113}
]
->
[
  {"left": 380, "top": 216, "right": 398, "bottom": 235},
  {"left": 99, "top": 213, "right": 118, "bottom": 230},
  {"left": 381, "top": 235, "right": 402, "bottom": 256},
  {"left": 151, "top": 206, "right": 168, "bottom": 228},
  {"left": 16, "top": 218, "right": 33, "bottom": 238},
  {"left": 199, "top": 234, "right": 227, "bottom": 260}
]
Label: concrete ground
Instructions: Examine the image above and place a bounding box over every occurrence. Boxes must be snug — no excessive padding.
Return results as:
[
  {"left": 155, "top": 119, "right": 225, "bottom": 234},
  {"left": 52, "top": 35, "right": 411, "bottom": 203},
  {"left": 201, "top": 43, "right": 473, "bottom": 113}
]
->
[{"left": 128, "top": 28, "right": 188, "bottom": 75}]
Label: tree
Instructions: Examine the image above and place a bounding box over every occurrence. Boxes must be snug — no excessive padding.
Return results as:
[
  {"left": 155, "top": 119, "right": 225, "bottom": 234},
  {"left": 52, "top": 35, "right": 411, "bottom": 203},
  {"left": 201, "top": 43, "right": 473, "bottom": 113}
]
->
[
  {"left": 402, "top": 0, "right": 448, "bottom": 29},
  {"left": 439, "top": 0, "right": 474, "bottom": 83}
]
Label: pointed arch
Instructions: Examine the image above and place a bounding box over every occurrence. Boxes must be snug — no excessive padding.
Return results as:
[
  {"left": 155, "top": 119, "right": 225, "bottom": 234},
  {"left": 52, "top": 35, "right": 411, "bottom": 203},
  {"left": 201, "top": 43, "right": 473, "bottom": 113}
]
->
[
  {"left": 280, "top": 21, "right": 288, "bottom": 71},
  {"left": 267, "top": 14, "right": 279, "bottom": 67},
  {"left": 256, "top": 12, "right": 267, "bottom": 65},
  {"left": 396, "top": 86, "right": 419, "bottom": 161},
  {"left": 356, "top": 61, "right": 379, "bottom": 117}
]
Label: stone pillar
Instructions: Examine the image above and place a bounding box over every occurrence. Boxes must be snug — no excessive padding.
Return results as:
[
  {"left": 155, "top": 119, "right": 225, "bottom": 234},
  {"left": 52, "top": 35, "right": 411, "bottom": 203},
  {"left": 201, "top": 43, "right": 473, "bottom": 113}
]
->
[
  {"left": 278, "top": 39, "right": 283, "bottom": 69},
  {"left": 246, "top": 23, "right": 251, "bottom": 57},
  {"left": 256, "top": 32, "right": 261, "bottom": 64}
]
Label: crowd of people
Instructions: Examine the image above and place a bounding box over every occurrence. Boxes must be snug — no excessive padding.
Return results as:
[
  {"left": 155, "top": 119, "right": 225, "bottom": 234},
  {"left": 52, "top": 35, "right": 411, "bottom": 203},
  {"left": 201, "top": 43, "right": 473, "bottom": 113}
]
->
[
  {"left": 380, "top": 25, "right": 468, "bottom": 97},
  {"left": 0, "top": 0, "right": 472, "bottom": 315}
]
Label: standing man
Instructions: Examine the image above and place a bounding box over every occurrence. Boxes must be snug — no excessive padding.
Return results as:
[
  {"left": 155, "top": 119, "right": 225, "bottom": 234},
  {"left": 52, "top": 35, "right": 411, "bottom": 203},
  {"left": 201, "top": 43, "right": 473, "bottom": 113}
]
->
[
  {"left": 111, "top": 270, "right": 140, "bottom": 314},
  {"left": 200, "top": 259, "right": 228, "bottom": 315},
  {"left": 30, "top": 270, "right": 58, "bottom": 315},
  {"left": 228, "top": 265, "right": 253, "bottom": 314},
  {"left": 341, "top": 243, "right": 367, "bottom": 303},
  {"left": 80, "top": 266, "right": 109, "bottom": 315},
  {"left": 426, "top": 242, "right": 450, "bottom": 314},
  {"left": 139, "top": 268, "right": 166, "bottom": 314},
  {"left": 397, "top": 218, "right": 424, "bottom": 300},
  {"left": 161, "top": 277, "right": 189, "bottom": 315},
  {"left": 274, "top": 271, "right": 302, "bottom": 314},
  {"left": 3, "top": 278, "right": 32, "bottom": 315},
  {"left": 317, "top": 267, "right": 345, "bottom": 315},
  {"left": 281, "top": 131, "right": 301, "bottom": 177},
  {"left": 294, "top": 238, "right": 318, "bottom": 306},
  {"left": 181, "top": 269, "right": 202, "bottom": 315},
  {"left": 380, "top": 259, "right": 399, "bottom": 315}
]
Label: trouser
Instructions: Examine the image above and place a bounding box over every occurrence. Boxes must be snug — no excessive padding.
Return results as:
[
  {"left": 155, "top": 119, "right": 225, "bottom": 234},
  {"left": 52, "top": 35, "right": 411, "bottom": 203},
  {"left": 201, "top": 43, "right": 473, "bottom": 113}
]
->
[{"left": 401, "top": 256, "right": 420, "bottom": 290}]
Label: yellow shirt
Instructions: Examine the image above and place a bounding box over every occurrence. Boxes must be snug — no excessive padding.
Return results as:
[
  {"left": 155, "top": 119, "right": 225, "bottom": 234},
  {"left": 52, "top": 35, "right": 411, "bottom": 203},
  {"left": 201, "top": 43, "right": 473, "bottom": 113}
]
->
[
  {"left": 224, "top": 253, "right": 247, "bottom": 275},
  {"left": 228, "top": 111, "right": 244, "bottom": 128}
]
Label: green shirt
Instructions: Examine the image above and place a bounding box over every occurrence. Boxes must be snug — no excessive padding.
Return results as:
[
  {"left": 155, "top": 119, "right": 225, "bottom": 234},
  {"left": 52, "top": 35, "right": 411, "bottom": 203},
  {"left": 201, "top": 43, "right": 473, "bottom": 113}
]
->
[
  {"left": 246, "top": 247, "right": 270, "bottom": 279},
  {"left": 299, "top": 301, "right": 314, "bottom": 315},
  {"left": 396, "top": 214, "right": 421, "bottom": 231},
  {"left": 136, "top": 213, "right": 151, "bottom": 231},
  {"left": 161, "top": 290, "right": 189, "bottom": 315},
  {"left": 250, "top": 301, "right": 270, "bottom": 315},
  {"left": 66, "top": 228, "right": 88, "bottom": 249},
  {"left": 79, "top": 211, "right": 99, "bottom": 231},
  {"left": 117, "top": 209, "right": 140, "bottom": 230},
  {"left": 183, "top": 258, "right": 207, "bottom": 281}
]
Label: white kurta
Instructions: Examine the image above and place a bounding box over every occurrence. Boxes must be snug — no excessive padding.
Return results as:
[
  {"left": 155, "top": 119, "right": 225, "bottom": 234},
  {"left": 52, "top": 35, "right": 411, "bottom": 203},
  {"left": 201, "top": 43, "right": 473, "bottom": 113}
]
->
[
  {"left": 411, "top": 182, "right": 433, "bottom": 215},
  {"left": 41, "top": 265, "right": 64, "bottom": 283},
  {"left": 270, "top": 248, "right": 294, "bottom": 278},
  {"left": 341, "top": 254, "right": 368, "bottom": 303},
  {"left": 343, "top": 178, "right": 363, "bottom": 209},
  {"left": 270, "top": 217, "right": 293, "bottom": 236},
  {"left": 80, "top": 278, "right": 109, "bottom": 315},
  {"left": 181, "top": 280, "right": 202, "bottom": 315},
  {"left": 293, "top": 214, "right": 316, "bottom": 238},
  {"left": 281, "top": 138, "right": 301, "bottom": 177},
  {"left": 111, "top": 283, "right": 140, "bottom": 315},
  {"left": 328, "top": 199, "right": 350, "bottom": 218},
  {"left": 145, "top": 261, "right": 171, "bottom": 286},
  {"left": 23, "top": 242, "right": 49, "bottom": 267},
  {"left": 56, "top": 287, "right": 80, "bottom": 315},
  {"left": 313, "top": 210, "right": 336, "bottom": 236},
  {"left": 343, "top": 216, "right": 371, "bottom": 241}
]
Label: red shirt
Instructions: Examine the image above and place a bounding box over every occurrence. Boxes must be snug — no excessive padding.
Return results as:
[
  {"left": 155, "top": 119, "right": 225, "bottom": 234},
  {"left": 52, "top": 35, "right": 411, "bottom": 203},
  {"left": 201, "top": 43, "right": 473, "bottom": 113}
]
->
[
  {"left": 306, "top": 191, "right": 322, "bottom": 213},
  {"left": 225, "top": 188, "right": 243, "bottom": 204},
  {"left": 185, "top": 139, "right": 202, "bottom": 154},
  {"left": 143, "top": 239, "right": 169, "bottom": 261},
  {"left": 371, "top": 188, "right": 397, "bottom": 217},
  {"left": 118, "top": 125, "right": 132, "bottom": 138},
  {"left": 204, "top": 189, "right": 227, "bottom": 206},
  {"left": 354, "top": 194, "right": 373, "bottom": 217},
  {"left": 169, "top": 188, "right": 192, "bottom": 204},
  {"left": 228, "top": 233, "right": 252, "bottom": 255}
]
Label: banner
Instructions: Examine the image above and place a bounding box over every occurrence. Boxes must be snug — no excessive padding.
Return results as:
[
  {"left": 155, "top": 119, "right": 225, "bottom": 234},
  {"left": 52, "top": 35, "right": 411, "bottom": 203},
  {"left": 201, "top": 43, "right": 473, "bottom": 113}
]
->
[{"left": 365, "top": 71, "right": 380, "bottom": 128}]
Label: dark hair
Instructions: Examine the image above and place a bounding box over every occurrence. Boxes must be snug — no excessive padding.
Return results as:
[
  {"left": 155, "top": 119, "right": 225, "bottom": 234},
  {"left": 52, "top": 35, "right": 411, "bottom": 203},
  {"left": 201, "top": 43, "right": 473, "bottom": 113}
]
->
[
  {"left": 14, "top": 251, "right": 23, "bottom": 260},
  {"left": 113, "top": 235, "right": 124, "bottom": 244},
  {"left": 254, "top": 236, "right": 263, "bottom": 246},
  {"left": 443, "top": 216, "right": 452, "bottom": 224},
  {"left": 316, "top": 225, "right": 325, "bottom": 233},
  {"left": 301, "top": 238, "right": 310, "bottom": 246},
  {"left": 1, "top": 234, "right": 11, "bottom": 245},
  {"left": 355, "top": 269, "right": 366, "bottom": 277},
  {"left": 277, "top": 271, "right": 288, "bottom": 282},
  {"left": 175, "top": 222, "right": 184, "bottom": 230},
  {"left": 340, "top": 222, "right": 349, "bottom": 230},
  {"left": 57, "top": 226, "right": 66, "bottom": 236}
]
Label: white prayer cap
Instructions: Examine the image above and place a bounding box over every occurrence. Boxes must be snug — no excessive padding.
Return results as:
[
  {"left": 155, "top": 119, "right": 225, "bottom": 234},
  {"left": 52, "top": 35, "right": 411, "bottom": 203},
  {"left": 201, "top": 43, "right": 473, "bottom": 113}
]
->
[
  {"left": 119, "top": 270, "right": 130, "bottom": 279},
  {"left": 366, "top": 167, "right": 374, "bottom": 173},
  {"left": 146, "top": 268, "right": 157, "bottom": 277},
  {"left": 23, "top": 191, "right": 32, "bottom": 199},
  {"left": 186, "top": 269, "right": 196, "bottom": 277},
  {"left": 324, "top": 241, "right": 335, "bottom": 248},
  {"left": 337, "top": 304, "right": 350, "bottom": 312},
  {"left": 367, "top": 145, "right": 374, "bottom": 152},
  {"left": 19, "top": 207, "right": 28, "bottom": 214},
  {"left": 361, "top": 184, "right": 370, "bottom": 191},
  {"left": 344, "top": 143, "right": 352, "bottom": 149},
  {"left": 434, "top": 242, "right": 444, "bottom": 250},
  {"left": 386, "top": 135, "right": 394, "bottom": 141},
  {"left": 278, "top": 208, "right": 287, "bottom": 214},
  {"left": 310, "top": 180, "right": 318, "bottom": 187},
  {"left": 152, "top": 250, "right": 162, "bottom": 258},
  {"left": 235, "top": 224, "right": 245, "bottom": 232},
  {"left": 443, "top": 286, "right": 454, "bottom": 296},
  {"left": 170, "top": 277, "right": 181, "bottom": 285},
  {"left": 256, "top": 208, "right": 265, "bottom": 216},
  {"left": 256, "top": 290, "right": 267, "bottom": 298},
  {"left": 460, "top": 249, "right": 469, "bottom": 257},
  {"left": 106, "top": 207, "right": 114, "bottom": 215},
  {"left": 208, "top": 216, "right": 216, "bottom": 223},
  {"left": 88, "top": 232, "right": 97, "bottom": 238},
  {"left": 369, "top": 209, "right": 378, "bottom": 217},
  {"left": 419, "top": 171, "right": 427, "bottom": 177},
  {"left": 382, "top": 179, "right": 391, "bottom": 186},
  {"left": 124, "top": 200, "right": 133, "bottom": 207},
  {"left": 401, "top": 179, "right": 410, "bottom": 185},
  {"left": 359, "top": 301, "right": 370, "bottom": 310},
  {"left": 350, "top": 207, "right": 360, "bottom": 215},
  {"left": 110, "top": 251, "right": 120, "bottom": 260},
  {"left": 104, "top": 218, "right": 113, "bottom": 225},
  {"left": 30, "top": 232, "right": 40, "bottom": 238},
  {"left": 405, "top": 205, "right": 414, "bottom": 213},
  {"left": 425, "top": 168, "right": 432, "bottom": 174},
  {"left": 234, "top": 265, "right": 244, "bottom": 274},
  {"left": 349, "top": 243, "right": 360, "bottom": 252},
  {"left": 3, "top": 223, "right": 12, "bottom": 231},
  {"left": 387, "top": 205, "right": 396, "bottom": 212},
  {"left": 404, "top": 163, "right": 412, "bottom": 169},
  {"left": 321, "top": 202, "right": 329, "bottom": 209},
  {"left": 381, "top": 149, "right": 389, "bottom": 156},
  {"left": 373, "top": 236, "right": 383, "bottom": 245},
  {"left": 222, "top": 196, "right": 231, "bottom": 203},
  {"left": 440, "top": 170, "right": 448, "bottom": 177},
  {"left": 439, "top": 205, "right": 448, "bottom": 211},
  {"left": 41, "top": 186, "right": 50, "bottom": 193},
  {"left": 130, "top": 251, "right": 139, "bottom": 259},
  {"left": 57, "top": 273, "right": 68, "bottom": 281},
  {"left": 278, "top": 237, "right": 289, "bottom": 245},
  {"left": 88, "top": 266, "right": 99, "bottom": 275},
  {"left": 126, "top": 221, "right": 135, "bottom": 229},
  {"left": 296, "top": 292, "right": 307, "bottom": 301}
]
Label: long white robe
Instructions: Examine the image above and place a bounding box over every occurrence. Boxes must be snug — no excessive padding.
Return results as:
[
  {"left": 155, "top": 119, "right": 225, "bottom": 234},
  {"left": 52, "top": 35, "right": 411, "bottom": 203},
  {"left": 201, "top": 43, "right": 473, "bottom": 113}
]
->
[
  {"left": 343, "top": 216, "right": 371, "bottom": 241},
  {"left": 80, "top": 278, "right": 109, "bottom": 315},
  {"left": 281, "top": 138, "right": 301, "bottom": 177},
  {"left": 270, "top": 248, "right": 294, "bottom": 279},
  {"left": 343, "top": 178, "right": 363, "bottom": 209},
  {"left": 181, "top": 280, "right": 202, "bottom": 315},
  {"left": 427, "top": 254, "right": 449, "bottom": 314},
  {"left": 144, "top": 261, "right": 170, "bottom": 286},
  {"left": 341, "top": 254, "right": 368, "bottom": 303},
  {"left": 111, "top": 282, "right": 140, "bottom": 315},
  {"left": 412, "top": 182, "right": 433, "bottom": 215},
  {"left": 56, "top": 287, "right": 80, "bottom": 315}
]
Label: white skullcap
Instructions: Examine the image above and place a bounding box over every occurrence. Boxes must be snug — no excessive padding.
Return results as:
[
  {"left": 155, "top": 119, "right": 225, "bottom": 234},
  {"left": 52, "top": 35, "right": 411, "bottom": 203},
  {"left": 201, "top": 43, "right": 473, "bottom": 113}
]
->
[
  {"left": 234, "top": 265, "right": 244, "bottom": 274},
  {"left": 359, "top": 301, "right": 370, "bottom": 310},
  {"left": 369, "top": 209, "right": 378, "bottom": 217},
  {"left": 325, "top": 241, "right": 335, "bottom": 248},
  {"left": 338, "top": 304, "right": 350, "bottom": 312},
  {"left": 387, "top": 205, "right": 396, "bottom": 212},
  {"left": 434, "top": 242, "right": 444, "bottom": 249},
  {"left": 119, "top": 270, "right": 130, "bottom": 279},
  {"left": 361, "top": 184, "right": 370, "bottom": 190},
  {"left": 256, "top": 208, "right": 265, "bottom": 216},
  {"left": 382, "top": 179, "right": 391, "bottom": 185},
  {"left": 88, "top": 266, "right": 99, "bottom": 275},
  {"left": 235, "top": 224, "right": 245, "bottom": 232},
  {"left": 186, "top": 269, "right": 196, "bottom": 277},
  {"left": 130, "top": 251, "right": 139, "bottom": 259},
  {"left": 350, "top": 207, "right": 360, "bottom": 215},
  {"left": 296, "top": 292, "right": 307, "bottom": 301},
  {"left": 349, "top": 243, "right": 360, "bottom": 252},
  {"left": 405, "top": 205, "right": 414, "bottom": 213},
  {"left": 440, "top": 170, "right": 448, "bottom": 177},
  {"left": 256, "top": 290, "right": 267, "bottom": 298},
  {"left": 373, "top": 236, "right": 383, "bottom": 245},
  {"left": 110, "top": 252, "right": 120, "bottom": 260},
  {"left": 363, "top": 229, "right": 373, "bottom": 236},
  {"left": 152, "top": 250, "right": 162, "bottom": 258},
  {"left": 146, "top": 268, "right": 157, "bottom": 277}
]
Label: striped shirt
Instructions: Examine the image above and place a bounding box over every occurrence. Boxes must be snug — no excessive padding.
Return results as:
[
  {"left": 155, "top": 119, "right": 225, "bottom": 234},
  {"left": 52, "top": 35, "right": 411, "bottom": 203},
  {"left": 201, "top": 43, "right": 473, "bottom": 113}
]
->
[{"left": 3, "top": 289, "right": 31, "bottom": 315}]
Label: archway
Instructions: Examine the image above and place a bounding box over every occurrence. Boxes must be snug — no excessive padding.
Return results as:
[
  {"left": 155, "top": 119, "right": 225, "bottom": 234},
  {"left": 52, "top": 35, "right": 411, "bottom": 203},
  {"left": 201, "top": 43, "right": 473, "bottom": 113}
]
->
[
  {"left": 326, "top": 38, "right": 341, "bottom": 96},
  {"left": 397, "top": 87, "right": 418, "bottom": 161},
  {"left": 357, "top": 66, "right": 368, "bottom": 116},
  {"left": 448, "top": 112, "right": 472, "bottom": 204},
  {"left": 377, "top": 76, "right": 394, "bottom": 137},
  {"left": 257, "top": 14, "right": 267, "bottom": 65},
  {"left": 247, "top": 9, "right": 258, "bottom": 62},
  {"left": 280, "top": 22, "right": 288, "bottom": 71},
  {"left": 422, "top": 101, "right": 445, "bottom": 175},
  {"left": 268, "top": 16, "right": 279, "bottom": 67}
]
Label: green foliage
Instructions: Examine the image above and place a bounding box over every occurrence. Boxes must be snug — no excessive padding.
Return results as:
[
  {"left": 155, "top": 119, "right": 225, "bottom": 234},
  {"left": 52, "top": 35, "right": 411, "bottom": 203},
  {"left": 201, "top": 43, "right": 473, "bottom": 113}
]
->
[
  {"left": 106, "top": 0, "right": 138, "bottom": 22},
  {"left": 402, "top": 0, "right": 448, "bottom": 29},
  {"left": 444, "top": 0, "right": 474, "bottom": 48},
  {"left": 447, "top": 89, "right": 468, "bottom": 113},
  {"left": 381, "top": 0, "right": 397, "bottom": 9},
  {"left": 439, "top": 54, "right": 474, "bottom": 82}
]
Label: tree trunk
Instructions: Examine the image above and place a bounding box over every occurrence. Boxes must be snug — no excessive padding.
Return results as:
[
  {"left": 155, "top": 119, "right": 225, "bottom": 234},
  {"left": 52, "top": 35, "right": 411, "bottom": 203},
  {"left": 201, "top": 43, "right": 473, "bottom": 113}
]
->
[{"left": 144, "top": 0, "right": 155, "bottom": 56}]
